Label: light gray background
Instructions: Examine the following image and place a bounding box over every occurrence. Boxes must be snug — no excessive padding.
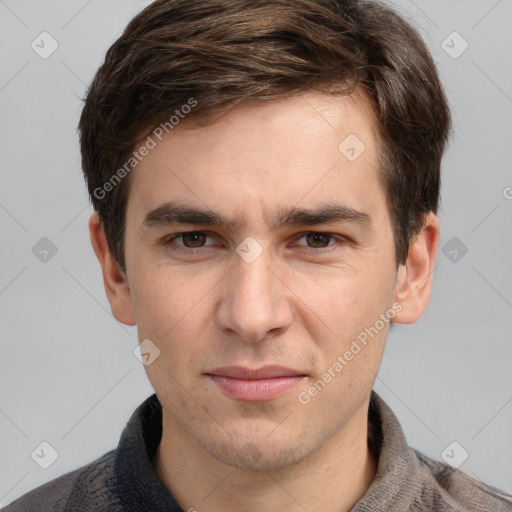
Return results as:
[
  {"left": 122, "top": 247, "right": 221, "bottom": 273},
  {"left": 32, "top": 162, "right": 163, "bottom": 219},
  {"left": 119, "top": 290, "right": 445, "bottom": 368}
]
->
[{"left": 1, "top": 0, "right": 511, "bottom": 506}]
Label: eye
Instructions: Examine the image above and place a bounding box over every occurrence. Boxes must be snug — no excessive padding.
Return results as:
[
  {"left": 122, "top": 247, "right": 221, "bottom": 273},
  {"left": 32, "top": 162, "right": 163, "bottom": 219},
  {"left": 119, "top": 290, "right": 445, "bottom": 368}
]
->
[
  {"left": 292, "top": 232, "right": 344, "bottom": 251},
  {"left": 164, "top": 231, "right": 216, "bottom": 250}
]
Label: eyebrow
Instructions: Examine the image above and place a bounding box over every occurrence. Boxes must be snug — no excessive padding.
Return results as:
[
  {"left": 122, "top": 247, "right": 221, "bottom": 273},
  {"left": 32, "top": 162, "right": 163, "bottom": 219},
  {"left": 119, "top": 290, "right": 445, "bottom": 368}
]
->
[{"left": 142, "top": 200, "right": 372, "bottom": 231}]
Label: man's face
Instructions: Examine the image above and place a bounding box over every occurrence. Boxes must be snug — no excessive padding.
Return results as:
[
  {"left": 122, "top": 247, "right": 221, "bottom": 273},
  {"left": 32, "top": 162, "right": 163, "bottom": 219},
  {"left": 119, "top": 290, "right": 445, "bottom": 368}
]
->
[{"left": 122, "top": 92, "right": 402, "bottom": 470}]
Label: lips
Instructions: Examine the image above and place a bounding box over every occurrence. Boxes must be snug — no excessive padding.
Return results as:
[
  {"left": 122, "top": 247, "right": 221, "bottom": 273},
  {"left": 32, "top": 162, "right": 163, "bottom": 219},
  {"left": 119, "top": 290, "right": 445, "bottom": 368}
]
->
[
  {"left": 206, "top": 365, "right": 306, "bottom": 401},
  {"left": 208, "top": 365, "right": 304, "bottom": 379}
]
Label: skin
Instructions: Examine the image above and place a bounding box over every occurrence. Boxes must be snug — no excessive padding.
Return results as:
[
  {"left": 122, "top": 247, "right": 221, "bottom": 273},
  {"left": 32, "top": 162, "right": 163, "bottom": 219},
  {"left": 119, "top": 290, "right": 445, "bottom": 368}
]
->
[{"left": 90, "top": 91, "right": 439, "bottom": 512}]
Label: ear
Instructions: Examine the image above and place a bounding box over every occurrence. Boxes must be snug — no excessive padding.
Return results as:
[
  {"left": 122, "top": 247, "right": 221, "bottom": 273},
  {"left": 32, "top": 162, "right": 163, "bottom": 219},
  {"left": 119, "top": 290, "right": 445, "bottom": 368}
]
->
[
  {"left": 392, "top": 212, "right": 439, "bottom": 324},
  {"left": 89, "top": 213, "right": 136, "bottom": 326}
]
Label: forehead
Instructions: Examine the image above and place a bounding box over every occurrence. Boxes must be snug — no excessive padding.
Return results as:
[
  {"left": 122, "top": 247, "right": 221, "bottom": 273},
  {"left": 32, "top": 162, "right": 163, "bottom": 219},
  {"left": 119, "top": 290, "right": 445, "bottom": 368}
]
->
[{"left": 126, "top": 91, "right": 384, "bottom": 227}]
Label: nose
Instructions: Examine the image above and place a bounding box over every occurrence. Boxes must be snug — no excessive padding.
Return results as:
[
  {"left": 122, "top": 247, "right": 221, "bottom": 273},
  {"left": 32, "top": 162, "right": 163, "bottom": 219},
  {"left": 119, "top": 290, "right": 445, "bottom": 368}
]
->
[{"left": 215, "top": 245, "right": 293, "bottom": 343}]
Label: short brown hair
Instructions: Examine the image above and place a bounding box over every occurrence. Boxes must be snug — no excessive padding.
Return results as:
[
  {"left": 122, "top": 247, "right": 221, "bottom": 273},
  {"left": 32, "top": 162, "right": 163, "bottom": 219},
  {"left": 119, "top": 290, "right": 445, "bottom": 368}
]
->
[{"left": 79, "top": 0, "right": 451, "bottom": 272}]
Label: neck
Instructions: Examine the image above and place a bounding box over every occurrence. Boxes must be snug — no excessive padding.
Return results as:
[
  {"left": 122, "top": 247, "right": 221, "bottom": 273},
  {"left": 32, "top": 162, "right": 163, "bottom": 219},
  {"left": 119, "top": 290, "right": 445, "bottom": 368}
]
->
[{"left": 153, "top": 399, "right": 377, "bottom": 512}]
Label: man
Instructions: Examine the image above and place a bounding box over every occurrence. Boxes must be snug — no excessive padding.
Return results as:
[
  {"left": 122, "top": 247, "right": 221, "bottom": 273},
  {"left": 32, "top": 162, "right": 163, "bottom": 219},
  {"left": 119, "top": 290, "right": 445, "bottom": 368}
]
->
[{"left": 4, "top": 0, "right": 511, "bottom": 510}]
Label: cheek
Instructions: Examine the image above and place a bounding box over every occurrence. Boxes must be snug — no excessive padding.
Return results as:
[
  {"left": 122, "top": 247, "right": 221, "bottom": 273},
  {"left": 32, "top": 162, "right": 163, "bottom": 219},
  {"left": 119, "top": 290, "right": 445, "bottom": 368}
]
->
[
  {"left": 296, "top": 265, "right": 394, "bottom": 384},
  {"left": 292, "top": 266, "right": 386, "bottom": 334},
  {"left": 131, "top": 272, "right": 209, "bottom": 390},
  {"left": 130, "top": 266, "right": 208, "bottom": 341}
]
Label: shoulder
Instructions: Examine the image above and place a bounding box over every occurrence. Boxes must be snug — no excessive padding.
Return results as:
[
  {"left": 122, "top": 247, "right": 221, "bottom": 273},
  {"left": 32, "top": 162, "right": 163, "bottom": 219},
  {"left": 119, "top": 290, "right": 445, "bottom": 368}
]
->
[
  {"left": 2, "top": 449, "right": 122, "bottom": 512},
  {"left": 413, "top": 448, "right": 512, "bottom": 511}
]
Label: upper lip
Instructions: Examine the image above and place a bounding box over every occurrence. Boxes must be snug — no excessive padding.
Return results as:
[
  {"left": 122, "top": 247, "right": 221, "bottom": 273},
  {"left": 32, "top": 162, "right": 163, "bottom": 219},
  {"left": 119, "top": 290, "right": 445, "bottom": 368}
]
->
[{"left": 206, "top": 365, "right": 306, "bottom": 380}]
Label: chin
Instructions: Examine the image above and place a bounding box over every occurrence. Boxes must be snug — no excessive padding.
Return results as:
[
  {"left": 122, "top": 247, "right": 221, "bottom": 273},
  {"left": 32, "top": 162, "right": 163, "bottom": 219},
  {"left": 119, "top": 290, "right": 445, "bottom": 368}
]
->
[{"left": 201, "top": 433, "right": 314, "bottom": 472}]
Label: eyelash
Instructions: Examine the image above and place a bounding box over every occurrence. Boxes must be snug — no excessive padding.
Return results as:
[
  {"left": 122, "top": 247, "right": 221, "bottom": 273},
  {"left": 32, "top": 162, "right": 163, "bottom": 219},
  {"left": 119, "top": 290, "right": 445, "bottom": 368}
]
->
[{"left": 163, "top": 231, "right": 346, "bottom": 255}]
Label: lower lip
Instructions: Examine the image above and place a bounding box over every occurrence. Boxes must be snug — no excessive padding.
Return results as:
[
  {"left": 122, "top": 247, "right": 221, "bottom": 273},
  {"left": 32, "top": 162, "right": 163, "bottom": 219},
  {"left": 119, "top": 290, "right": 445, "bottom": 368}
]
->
[{"left": 208, "top": 375, "right": 305, "bottom": 401}]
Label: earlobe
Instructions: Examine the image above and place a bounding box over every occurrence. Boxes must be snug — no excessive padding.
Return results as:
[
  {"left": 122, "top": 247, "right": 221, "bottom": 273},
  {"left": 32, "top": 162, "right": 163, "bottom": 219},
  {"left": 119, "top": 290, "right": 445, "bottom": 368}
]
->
[
  {"left": 392, "top": 212, "right": 439, "bottom": 324},
  {"left": 89, "top": 213, "right": 136, "bottom": 326}
]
